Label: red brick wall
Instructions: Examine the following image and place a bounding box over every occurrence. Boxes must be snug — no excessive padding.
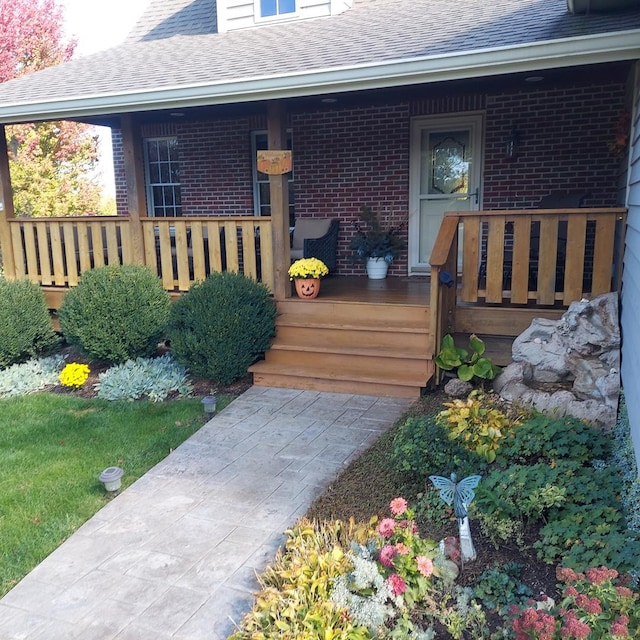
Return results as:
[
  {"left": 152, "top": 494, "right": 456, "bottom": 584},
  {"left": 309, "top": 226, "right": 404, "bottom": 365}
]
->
[
  {"left": 483, "top": 83, "right": 626, "bottom": 209},
  {"left": 112, "top": 75, "right": 627, "bottom": 275}
]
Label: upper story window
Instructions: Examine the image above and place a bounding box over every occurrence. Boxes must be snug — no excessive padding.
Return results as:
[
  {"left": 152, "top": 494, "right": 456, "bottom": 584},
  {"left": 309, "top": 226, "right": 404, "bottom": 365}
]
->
[
  {"left": 258, "top": 0, "right": 295, "bottom": 18},
  {"left": 144, "top": 137, "right": 182, "bottom": 217},
  {"left": 252, "top": 131, "right": 294, "bottom": 226}
]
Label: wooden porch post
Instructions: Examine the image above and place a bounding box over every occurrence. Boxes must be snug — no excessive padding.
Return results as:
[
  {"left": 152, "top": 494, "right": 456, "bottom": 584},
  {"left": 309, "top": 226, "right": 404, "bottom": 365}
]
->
[
  {"left": 267, "top": 101, "right": 291, "bottom": 300},
  {"left": 0, "top": 126, "right": 16, "bottom": 278},
  {"left": 120, "top": 115, "right": 145, "bottom": 265}
]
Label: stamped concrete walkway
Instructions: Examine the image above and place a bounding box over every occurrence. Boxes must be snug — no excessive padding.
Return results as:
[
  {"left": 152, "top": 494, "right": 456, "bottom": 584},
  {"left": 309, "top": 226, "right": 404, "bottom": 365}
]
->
[{"left": 0, "top": 386, "right": 413, "bottom": 640}]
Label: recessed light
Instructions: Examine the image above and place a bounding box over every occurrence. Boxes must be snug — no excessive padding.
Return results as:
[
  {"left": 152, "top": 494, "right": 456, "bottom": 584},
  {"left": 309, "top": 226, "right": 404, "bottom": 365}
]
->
[
  {"left": 170, "top": 111, "right": 185, "bottom": 117},
  {"left": 525, "top": 75, "right": 544, "bottom": 83},
  {"left": 321, "top": 98, "right": 337, "bottom": 104}
]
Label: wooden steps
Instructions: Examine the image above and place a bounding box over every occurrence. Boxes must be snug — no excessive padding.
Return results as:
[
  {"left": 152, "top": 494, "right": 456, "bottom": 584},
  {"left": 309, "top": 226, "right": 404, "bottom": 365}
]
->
[{"left": 249, "top": 297, "right": 434, "bottom": 398}]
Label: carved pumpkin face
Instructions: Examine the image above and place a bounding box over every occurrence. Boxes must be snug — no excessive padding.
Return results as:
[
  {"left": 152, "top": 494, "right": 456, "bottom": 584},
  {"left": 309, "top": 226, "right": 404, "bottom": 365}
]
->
[
  {"left": 295, "top": 278, "right": 321, "bottom": 299},
  {"left": 299, "top": 281, "right": 317, "bottom": 297}
]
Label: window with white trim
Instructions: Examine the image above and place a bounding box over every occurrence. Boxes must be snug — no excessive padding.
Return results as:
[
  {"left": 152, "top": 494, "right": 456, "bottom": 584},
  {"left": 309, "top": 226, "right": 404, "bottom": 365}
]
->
[
  {"left": 144, "top": 137, "right": 182, "bottom": 217},
  {"left": 252, "top": 131, "right": 295, "bottom": 226},
  {"left": 258, "top": 0, "right": 295, "bottom": 18}
]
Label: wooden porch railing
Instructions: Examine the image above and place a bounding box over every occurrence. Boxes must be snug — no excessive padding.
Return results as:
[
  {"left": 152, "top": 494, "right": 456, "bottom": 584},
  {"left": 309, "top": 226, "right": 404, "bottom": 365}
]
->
[
  {"left": 429, "top": 207, "right": 627, "bottom": 369},
  {"left": 7, "top": 215, "right": 274, "bottom": 299}
]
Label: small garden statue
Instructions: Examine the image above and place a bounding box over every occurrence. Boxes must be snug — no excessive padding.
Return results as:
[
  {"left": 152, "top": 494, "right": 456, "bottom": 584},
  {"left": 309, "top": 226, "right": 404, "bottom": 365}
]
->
[{"left": 429, "top": 472, "right": 481, "bottom": 564}]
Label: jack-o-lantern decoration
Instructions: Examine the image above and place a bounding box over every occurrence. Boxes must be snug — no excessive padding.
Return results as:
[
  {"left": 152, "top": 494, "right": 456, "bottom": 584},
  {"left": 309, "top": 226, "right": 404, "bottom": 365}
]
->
[{"left": 294, "top": 278, "right": 321, "bottom": 299}]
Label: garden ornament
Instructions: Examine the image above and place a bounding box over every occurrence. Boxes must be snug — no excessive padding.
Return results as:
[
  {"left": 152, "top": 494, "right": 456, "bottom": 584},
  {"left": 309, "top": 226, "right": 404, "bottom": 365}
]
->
[{"left": 429, "top": 473, "right": 481, "bottom": 563}]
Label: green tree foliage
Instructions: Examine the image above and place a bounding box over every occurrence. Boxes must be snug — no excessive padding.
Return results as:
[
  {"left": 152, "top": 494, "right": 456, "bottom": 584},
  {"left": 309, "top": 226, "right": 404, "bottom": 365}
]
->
[{"left": 0, "top": 0, "right": 105, "bottom": 217}]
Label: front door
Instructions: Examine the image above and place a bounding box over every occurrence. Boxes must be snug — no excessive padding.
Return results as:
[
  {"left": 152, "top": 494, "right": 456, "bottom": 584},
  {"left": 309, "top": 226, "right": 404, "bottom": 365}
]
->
[{"left": 409, "top": 114, "right": 483, "bottom": 273}]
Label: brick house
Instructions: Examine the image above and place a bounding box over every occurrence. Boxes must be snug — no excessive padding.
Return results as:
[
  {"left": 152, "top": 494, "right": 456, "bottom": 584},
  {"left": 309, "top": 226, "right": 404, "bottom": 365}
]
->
[{"left": 0, "top": 0, "right": 638, "bottom": 464}]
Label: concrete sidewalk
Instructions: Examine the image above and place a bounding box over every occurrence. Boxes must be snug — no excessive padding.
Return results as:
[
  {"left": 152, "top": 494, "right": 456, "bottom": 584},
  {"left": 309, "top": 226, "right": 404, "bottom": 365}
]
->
[{"left": 0, "top": 386, "right": 413, "bottom": 639}]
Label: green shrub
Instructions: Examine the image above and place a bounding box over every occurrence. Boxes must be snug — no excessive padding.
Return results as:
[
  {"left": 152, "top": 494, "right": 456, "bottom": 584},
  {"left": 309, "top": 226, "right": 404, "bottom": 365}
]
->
[
  {"left": 58, "top": 265, "right": 170, "bottom": 364},
  {"left": 0, "top": 278, "right": 59, "bottom": 367},
  {"left": 166, "top": 272, "right": 276, "bottom": 384},
  {"left": 391, "top": 414, "right": 486, "bottom": 481}
]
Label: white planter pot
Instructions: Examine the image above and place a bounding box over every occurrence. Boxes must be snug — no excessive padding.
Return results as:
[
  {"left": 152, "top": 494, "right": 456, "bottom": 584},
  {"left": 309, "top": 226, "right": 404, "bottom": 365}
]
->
[{"left": 366, "top": 257, "right": 389, "bottom": 280}]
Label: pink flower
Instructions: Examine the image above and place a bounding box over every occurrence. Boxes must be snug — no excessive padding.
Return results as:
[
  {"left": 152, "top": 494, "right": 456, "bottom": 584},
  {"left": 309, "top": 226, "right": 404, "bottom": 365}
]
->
[
  {"left": 610, "top": 619, "right": 630, "bottom": 638},
  {"left": 395, "top": 542, "right": 410, "bottom": 555},
  {"left": 616, "top": 586, "right": 633, "bottom": 598},
  {"left": 378, "top": 518, "right": 396, "bottom": 538},
  {"left": 560, "top": 612, "right": 591, "bottom": 639},
  {"left": 575, "top": 594, "right": 602, "bottom": 615},
  {"left": 585, "top": 566, "right": 617, "bottom": 585},
  {"left": 556, "top": 567, "right": 584, "bottom": 584},
  {"left": 380, "top": 544, "right": 397, "bottom": 567},
  {"left": 387, "top": 573, "right": 407, "bottom": 595},
  {"left": 563, "top": 586, "right": 579, "bottom": 597},
  {"left": 389, "top": 497, "right": 408, "bottom": 516},
  {"left": 416, "top": 555, "right": 433, "bottom": 577}
]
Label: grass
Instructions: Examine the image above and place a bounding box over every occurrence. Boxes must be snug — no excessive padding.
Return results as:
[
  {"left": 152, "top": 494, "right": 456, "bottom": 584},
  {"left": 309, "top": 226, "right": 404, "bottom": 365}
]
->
[{"left": 0, "top": 392, "right": 233, "bottom": 597}]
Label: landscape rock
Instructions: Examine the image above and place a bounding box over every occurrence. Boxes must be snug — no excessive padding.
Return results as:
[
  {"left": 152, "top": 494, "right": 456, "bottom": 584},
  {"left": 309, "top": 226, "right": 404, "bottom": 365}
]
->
[
  {"left": 444, "top": 377, "right": 473, "bottom": 398},
  {"left": 494, "top": 293, "right": 620, "bottom": 427}
]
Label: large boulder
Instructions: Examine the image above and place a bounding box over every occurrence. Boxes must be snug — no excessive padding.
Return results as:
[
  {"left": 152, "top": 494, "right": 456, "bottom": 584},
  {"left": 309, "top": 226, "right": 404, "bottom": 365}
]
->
[{"left": 494, "top": 293, "right": 620, "bottom": 427}]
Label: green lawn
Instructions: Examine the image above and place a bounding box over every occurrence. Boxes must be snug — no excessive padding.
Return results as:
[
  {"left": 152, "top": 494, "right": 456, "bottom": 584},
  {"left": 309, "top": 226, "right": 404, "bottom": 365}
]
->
[{"left": 0, "top": 393, "right": 231, "bottom": 597}]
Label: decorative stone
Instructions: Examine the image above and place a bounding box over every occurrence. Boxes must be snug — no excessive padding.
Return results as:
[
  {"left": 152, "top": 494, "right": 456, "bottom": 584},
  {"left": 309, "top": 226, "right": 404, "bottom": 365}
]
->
[
  {"left": 494, "top": 293, "right": 620, "bottom": 428},
  {"left": 443, "top": 377, "right": 473, "bottom": 398}
]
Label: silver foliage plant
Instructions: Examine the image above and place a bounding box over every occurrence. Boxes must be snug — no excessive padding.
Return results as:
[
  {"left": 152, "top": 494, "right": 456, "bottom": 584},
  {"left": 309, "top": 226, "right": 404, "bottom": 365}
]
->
[
  {"left": 94, "top": 354, "right": 193, "bottom": 402},
  {"left": 0, "top": 355, "right": 64, "bottom": 398}
]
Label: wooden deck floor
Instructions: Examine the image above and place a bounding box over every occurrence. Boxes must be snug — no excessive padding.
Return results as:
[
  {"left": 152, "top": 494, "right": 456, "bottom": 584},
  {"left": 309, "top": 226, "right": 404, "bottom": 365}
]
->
[{"left": 304, "top": 275, "right": 431, "bottom": 305}]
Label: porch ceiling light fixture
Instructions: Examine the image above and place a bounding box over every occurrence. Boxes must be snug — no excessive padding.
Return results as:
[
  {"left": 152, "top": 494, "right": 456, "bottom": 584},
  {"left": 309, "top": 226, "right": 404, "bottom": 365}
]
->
[
  {"left": 505, "top": 128, "right": 520, "bottom": 161},
  {"left": 525, "top": 75, "right": 544, "bottom": 83},
  {"left": 321, "top": 97, "right": 337, "bottom": 103},
  {"left": 99, "top": 466, "right": 124, "bottom": 492}
]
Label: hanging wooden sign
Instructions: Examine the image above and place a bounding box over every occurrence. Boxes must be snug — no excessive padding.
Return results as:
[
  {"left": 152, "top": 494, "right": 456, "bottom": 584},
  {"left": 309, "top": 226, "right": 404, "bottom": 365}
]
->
[{"left": 257, "top": 150, "right": 292, "bottom": 175}]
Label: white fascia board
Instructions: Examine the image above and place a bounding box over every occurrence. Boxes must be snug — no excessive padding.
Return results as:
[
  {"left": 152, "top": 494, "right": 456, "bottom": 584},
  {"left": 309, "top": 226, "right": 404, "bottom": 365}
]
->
[{"left": 0, "top": 29, "right": 639, "bottom": 123}]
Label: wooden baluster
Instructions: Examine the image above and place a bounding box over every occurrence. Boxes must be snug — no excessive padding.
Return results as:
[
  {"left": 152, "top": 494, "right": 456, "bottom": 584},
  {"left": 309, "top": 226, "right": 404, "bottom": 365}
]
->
[
  {"left": 537, "top": 216, "right": 558, "bottom": 305},
  {"left": 485, "top": 216, "right": 505, "bottom": 303},
  {"left": 511, "top": 216, "right": 531, "bottom": 304},
  {"left": 563, "top": 214, "right": 587, "bottom": 305}
]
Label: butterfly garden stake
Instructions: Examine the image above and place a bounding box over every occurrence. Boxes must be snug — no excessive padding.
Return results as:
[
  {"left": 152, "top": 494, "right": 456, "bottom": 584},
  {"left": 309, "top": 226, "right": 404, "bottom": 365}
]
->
[{"left": 429, "top": 473, "right": 481, "bottom": 564}]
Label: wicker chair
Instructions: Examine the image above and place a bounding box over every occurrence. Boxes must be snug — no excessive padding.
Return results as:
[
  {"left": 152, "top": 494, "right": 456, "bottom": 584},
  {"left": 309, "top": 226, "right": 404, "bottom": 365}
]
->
[{"left": 290, "top": 218, "right": 340, "bottom": 273}]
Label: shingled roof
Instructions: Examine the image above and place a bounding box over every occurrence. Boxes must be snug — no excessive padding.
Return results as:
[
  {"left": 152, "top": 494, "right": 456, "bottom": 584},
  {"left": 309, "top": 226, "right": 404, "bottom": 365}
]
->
[{"left": 0, "top": 0, "right": 638, "bottom": 123}]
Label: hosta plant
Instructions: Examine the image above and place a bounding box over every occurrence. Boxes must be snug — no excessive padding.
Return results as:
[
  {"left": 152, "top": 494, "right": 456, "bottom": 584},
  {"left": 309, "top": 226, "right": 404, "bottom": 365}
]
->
[
  {"left": 436, "top": 391, "right": 515, "bottom": 462},
  {"left": 435, "top": 334, "right": 500, "bottom": 383}
]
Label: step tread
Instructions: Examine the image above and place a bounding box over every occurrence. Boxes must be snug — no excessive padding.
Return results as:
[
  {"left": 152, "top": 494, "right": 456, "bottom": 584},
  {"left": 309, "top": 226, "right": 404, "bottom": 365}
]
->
[{"left": 249, "top": 360, "right": 432, "bottom": 386}]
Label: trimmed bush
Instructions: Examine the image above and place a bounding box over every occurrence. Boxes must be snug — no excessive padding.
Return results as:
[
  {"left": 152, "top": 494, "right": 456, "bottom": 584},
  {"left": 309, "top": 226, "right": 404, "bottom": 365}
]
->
[
  {"left": 167, "top": 272, "right": 276, "bottom": 384},
  {"left": 0, "top": 278, "right": 59, "bottom": 367},
  {"left": 58, "top": 265, "right": 170, "bottom": 364}
]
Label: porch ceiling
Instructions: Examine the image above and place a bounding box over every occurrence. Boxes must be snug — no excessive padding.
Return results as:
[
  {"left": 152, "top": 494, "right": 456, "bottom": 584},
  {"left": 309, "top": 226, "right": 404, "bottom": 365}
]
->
[{"left": 0, "top": 0, "right": 638, "bottom": 125}]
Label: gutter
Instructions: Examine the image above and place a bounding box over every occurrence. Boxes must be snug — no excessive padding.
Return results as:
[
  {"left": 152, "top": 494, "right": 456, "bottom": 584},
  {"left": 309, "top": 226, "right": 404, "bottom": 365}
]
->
[{"left": 0, "top": 30, "right": 638, "bottom": 123}]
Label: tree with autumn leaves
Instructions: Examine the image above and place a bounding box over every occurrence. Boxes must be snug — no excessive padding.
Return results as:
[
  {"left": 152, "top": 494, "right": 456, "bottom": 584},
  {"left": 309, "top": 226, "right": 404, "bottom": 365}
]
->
[{"left": 0, "top": 0, "right": 106, "bottom": 216}]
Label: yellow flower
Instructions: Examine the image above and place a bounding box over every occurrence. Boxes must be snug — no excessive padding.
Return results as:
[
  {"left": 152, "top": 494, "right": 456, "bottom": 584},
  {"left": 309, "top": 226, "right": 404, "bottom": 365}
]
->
[
  {"left": 59, "top": 363, "right": 90, "bottom": 389},
  {"left": 288, "top": 257, "right": 329, "bottom": 280}
]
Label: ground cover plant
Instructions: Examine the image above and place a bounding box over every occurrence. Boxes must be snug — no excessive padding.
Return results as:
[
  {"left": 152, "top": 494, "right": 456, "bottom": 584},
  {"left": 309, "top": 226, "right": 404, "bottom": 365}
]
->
[{"left": 235, "top": 390, "right": 640, "bottom": 639}]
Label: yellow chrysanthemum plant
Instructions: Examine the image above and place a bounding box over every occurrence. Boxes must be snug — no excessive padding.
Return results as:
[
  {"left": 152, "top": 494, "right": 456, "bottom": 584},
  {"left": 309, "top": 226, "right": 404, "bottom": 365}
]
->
[
  {"left": 59, "top": 362, "right": 91, "bottom": 389},
  {"left": 288, "top": 257, "right": 329, "bottom": 281}
]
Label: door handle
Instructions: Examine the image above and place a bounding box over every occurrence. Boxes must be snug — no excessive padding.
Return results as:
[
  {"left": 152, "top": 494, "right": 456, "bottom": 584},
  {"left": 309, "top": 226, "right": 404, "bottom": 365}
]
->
[{"left": 473, "top": 187, "right": 479, "bottom": 205}]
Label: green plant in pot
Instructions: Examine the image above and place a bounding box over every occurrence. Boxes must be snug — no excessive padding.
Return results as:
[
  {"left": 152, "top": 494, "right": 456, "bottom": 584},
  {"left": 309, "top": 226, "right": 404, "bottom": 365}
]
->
[
  {"left": 349, "top": 205, "right": 406, "bottom": 278},
  {"left": 435, "top": 333, "right": 501, "bottom": 383}
]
